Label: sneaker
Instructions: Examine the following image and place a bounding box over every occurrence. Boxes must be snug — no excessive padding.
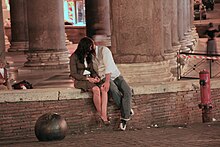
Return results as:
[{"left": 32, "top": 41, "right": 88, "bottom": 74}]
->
[
  {"left": 130, "top": 109, "right": 134, "bottom": 116},
  {"left": 119, "top": 119, "right": 127, "bottom": 131}
]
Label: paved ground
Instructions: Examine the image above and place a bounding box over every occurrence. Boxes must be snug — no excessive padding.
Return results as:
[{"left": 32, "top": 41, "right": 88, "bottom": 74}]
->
[{"left": 1, "top": 121, "right": 220, "bottom": 147}]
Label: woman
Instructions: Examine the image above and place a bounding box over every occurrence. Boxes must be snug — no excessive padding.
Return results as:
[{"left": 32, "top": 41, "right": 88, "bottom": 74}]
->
[
  {"left": 204, "top": 22, "right": 219, "bottom": 55},
  {"left": 69, "top": 37, "right": 110, "bottom": 125}
]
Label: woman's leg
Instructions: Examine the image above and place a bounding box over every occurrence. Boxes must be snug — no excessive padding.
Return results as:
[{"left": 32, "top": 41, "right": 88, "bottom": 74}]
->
[
  {"left": 92, "top": 86, "right": 102, "bottom": 115},
  {"left": 100, "top": 86, "right": 108, "bottom": 121}
]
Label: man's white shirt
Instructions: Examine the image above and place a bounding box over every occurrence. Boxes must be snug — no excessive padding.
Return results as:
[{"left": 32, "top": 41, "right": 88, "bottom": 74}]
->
[{"left": 93, "top": 46, "right": 120, "bottom": 80}]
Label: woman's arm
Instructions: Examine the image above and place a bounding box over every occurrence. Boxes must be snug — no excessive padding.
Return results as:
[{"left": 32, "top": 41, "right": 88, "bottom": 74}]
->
[{"left": 69, "top": 54, "right": 87, "bottom": 81}]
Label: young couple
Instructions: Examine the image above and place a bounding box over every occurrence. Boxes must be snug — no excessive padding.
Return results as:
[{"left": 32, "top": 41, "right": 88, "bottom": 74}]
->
[{"left": 69, "top": 37, "right": 133, "bottom": 131}]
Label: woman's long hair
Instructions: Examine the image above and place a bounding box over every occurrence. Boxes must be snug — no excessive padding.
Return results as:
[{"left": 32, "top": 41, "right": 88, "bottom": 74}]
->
[{"left": 74, "top": 37, "right": 94, "bottom": 64}]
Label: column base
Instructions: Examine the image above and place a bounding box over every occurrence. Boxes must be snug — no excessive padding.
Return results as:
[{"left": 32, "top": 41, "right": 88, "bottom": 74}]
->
[
  {"left": 24, "top": 49, "right": 70, "bottom": 70},
  {"left": 180, "top": 39, "right": 191, "bottom": 53},
  {"left": 8, "top": 41, "right": 29, "bottom": 52},
  {"left": 164, "top": 44, "right": 181, "bottom": 78},
  {"left": 117, "top": 61, "right": 174, "bottom": 84}
]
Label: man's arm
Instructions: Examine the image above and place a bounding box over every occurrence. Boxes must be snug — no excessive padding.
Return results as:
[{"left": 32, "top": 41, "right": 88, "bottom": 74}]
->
[
  {"left": 101, "top": 47, "right": 116, "bottom": 92},
  {"left": 102, "top": 73, "right": 111, "bottom": 92}
]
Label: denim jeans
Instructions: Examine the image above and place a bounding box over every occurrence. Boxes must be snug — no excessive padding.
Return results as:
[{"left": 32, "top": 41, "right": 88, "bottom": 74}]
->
[{"left": 108, "top": 75, "right": 132, "bottom": 119}]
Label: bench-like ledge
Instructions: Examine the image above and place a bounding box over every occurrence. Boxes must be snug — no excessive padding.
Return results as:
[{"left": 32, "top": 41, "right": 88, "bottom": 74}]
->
[{"left": 1, "top": 79, "right": 220, "bottom": 103}]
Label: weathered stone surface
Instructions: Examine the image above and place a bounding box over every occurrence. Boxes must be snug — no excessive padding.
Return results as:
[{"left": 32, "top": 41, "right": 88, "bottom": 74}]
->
[
  {"left": 25, "top": 0, "right": 68, "bottom": 69},
  {"left": 117, "top": 61, "right": 174, "bottom": 83},
  {"left": 0, "top": 88, "right": 90, "bottom": 103},
  {"left": 163, "top": 0, "right": 173, "bottom": 53},
  {"left": 85, "top": 0, "right": 111, "bottom": 37},
  {"left": 9, "top": 41, "right": 29, "bottom": 52},
  {"left": 111, "top": 0, "right": 163, "bottom": 62},
  {"left": 9, "top": 0, "right": 28, "bottom": 52}
]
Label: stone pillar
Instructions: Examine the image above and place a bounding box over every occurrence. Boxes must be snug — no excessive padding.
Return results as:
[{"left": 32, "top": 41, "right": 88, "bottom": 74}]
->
[
  {"left": 178, "top": 0, "right": 190, "bottom": 52},
  {"left": 2, "top": 0, "right": 10, "bottom": 21},
  {"left": 164, "top": 0, "right": 181, "bottom": 78},
  {"left": 0, "top": 0, "right": 6, "bottom": 63},
  {"left": 190, "top": 0, "right": 199, "bottom": 48},
  {"left": 25, "top": 0, "right": 69, "bottom": 69},
  {"left": 110, "top": 0, "right": 174, "bottom": 83},
  {"left": 85, "top": 0, "right": 111, "bottom": 45},
  {"left": 8, "top": 0, "right": 29, "bottom": 52},
  {"left": 111, "top": 0, "right": 164, "bottom": 63},
  {"left": 171, "top": 0, "right": 180, "bottom": 48},
  {"left": 2, "top": 0, "right": 10, "bottom": 51},
  {"left": 163, "top": 0, "right": 172, "bottom": 54},
  {"left": 183, "top": 0, "right": 194, "bottom": 51}
]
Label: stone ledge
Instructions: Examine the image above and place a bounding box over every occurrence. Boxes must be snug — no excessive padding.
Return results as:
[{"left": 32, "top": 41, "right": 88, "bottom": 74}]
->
[
  {"left": 0, "top": 88, "right": 90, "bottom": 103},
  {"left": 1, "top": 79, "right": 220, "bottom": 103}
]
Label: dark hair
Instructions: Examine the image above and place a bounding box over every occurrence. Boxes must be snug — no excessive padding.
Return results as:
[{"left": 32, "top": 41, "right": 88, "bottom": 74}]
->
[{"left": 74, "top": 37, "right": 94, "bottom": 64}]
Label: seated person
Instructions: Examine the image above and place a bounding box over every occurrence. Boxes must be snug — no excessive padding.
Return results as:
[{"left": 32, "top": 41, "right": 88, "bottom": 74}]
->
[{"left": 0, "top": 61, "right": 8, "bottom": 90}]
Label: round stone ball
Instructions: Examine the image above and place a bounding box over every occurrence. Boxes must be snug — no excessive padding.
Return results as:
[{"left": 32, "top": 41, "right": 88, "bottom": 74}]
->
[{"left": 35, "top": 113, "right": 68, "bottom": 141}]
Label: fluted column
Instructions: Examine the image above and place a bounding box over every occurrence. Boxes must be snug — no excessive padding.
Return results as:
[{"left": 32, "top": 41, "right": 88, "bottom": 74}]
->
[
  {"left": 85, "top": 0, "right": 111, "bottom": 45},
  {"left": 178, "top": 0, "right": 190, "bottom": 52},
  {"left": 24, "top": 0, "right": 69, "bottom": 69},
  {"left": 164, "top": 0, "right": 181, "bottom": 77},
  {"left": 110, "top": 0, "right": 174, "bottom": 83},
  {"left": 163, "top": 0, "right": 173, "bottom": 54},
  {"left": 8, "top": 0, "right": 28, "bottom": 52},
  {"left": 190, "top": 0, "right": 199, "bottom": 48},
  {"left": 171, "top": 0, "right": 180, "bottom": 47},
  {"left": 183, "top": 0, "right": 194, "bottom": 50}
]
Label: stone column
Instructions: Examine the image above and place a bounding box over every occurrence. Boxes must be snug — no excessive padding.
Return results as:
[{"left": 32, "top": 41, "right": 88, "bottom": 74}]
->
[
  {"left": 0, "top": 0, "right": 6, "bottom": 63},
  {"left": 8, "top": 0, "right": 29, "bottom": 52},
  {"left": 163, "top": 0, "right": 172, "bottom": 54},
  {"left": 183, "top": 0, "right": 194, "bottom": 51},
  {"left": 178, "top": 0, "right": 190, "bottom": 52},
  {"left": 25, "top": 0, "right": 69, "bottom": 69},
  {"left": 2, "top": 0, "right": 10, "bottom": 51},
  {"left": 190, "top": 0, "right": 199, "bottom": 48},
  {"left": 110, "top": 0, "right": 174, "bottom": 83},
  {"left": 171, "top": 0, "right": 180, "bottom": 48},
  {"left": 85, "top": 0, "right": 111, "bottom": 46},
  {"left": 2, "top": 0, "right": 10, "bottom": 21},
  {"left": 164, "top": 0, "right": 181, "bottom": 78}
]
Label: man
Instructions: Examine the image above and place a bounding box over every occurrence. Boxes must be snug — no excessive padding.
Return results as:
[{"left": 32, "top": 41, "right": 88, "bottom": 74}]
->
[{"left": 91, "top": 37, "right": 134, "bottom": 131}]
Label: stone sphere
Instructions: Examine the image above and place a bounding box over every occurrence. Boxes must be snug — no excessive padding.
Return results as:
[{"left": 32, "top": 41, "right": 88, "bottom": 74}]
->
[{"left": 35, "top": 113, "right": 68, "bottom": 141}]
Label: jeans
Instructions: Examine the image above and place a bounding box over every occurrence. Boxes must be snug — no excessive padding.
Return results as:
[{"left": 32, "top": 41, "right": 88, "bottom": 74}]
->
[{"left": 109, "top": 75, "right": 132, "bottom": 119}]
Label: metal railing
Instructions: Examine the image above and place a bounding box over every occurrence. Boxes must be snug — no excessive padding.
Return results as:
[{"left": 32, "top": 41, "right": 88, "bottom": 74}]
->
[{"left": 177, "top": 51, "right": 220, "bottom": 79}]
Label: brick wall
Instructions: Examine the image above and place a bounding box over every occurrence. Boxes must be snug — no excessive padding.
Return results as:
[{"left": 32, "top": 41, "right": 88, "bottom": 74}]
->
[{"left": 1, "top": 88, "right": 220, "bottom": 140}]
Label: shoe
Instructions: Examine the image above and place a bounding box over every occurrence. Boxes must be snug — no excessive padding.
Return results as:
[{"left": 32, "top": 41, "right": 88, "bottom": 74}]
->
[
  {"left": 119, "top": 119, "right": 127, "bottom": 131},
  {"left": 130, "top": 109, "right": 134, "bottom": 116},
  {"left": 101, "top": 118, "right": 111, "bottom": 126},
  {"left": 99, "top": 116, "right": 111, "bottom": 126}
]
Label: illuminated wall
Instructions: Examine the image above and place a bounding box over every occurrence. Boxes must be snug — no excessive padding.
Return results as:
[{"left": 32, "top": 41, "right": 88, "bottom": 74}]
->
[{"left": 64, "top": 0, "right": 85, "bottom": 26}]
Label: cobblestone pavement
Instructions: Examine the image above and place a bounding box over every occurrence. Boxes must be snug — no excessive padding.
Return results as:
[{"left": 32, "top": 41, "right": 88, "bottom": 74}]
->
[{"left": 1, "top": 121, "right": 220, "bottom": 147}]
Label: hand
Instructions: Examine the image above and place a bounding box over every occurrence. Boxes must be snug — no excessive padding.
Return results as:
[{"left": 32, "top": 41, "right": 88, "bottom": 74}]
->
[
  {"left": 94, "top": 77, "right": 100, "bottom": 83},
  {"left": 87, "top": 77, "right": 97, "bottom": 83},
  {"left": 101, "top": 81, "right": 110, "bottom": 92}
]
